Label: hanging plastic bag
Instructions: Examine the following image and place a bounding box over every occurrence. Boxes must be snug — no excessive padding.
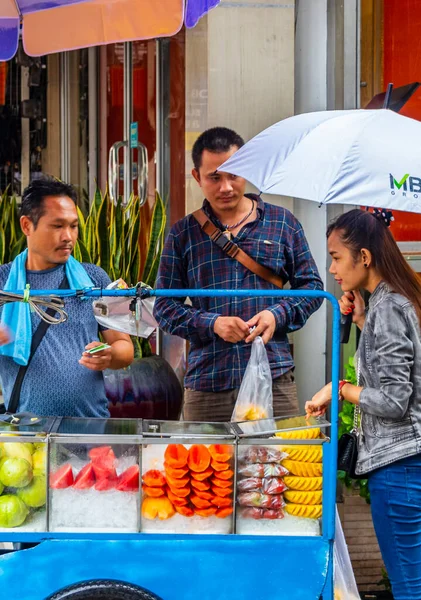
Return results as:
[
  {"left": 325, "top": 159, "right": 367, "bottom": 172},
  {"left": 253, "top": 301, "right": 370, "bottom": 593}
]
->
[
  {"left": 92, "top": 280, "right": 157, "bottom": 338},
  {"left": 334, "top": 508, "right": 360, "bottom": 600},
  {"left": 231, "top": 336, "right": 273, "bottom": 423}
]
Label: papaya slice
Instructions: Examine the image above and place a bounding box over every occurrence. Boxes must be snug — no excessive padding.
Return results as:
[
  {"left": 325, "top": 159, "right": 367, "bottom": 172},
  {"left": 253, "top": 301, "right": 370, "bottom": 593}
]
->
[
  {"left": 175, "top": 505, "right": 194, "bottom": 517},
  {"left": 142, "top": 484, "right": 165, "bottom": 497},
  {"left": 195, "top": 490, "right": 214, "bottom": 500},
  {"left": 211, "top": 460, "right": 229, "bottom": 472},
  {"left": 190, "top": 495, "right": 212, "bottom": 509},
  {"left": 211, "top": 486, "right": 232, "bottom": 497},
  {"left": 187, "top": 444, "right": 211, "bottom": 473},
  {"left": 213, "top": 469, "right": 234, "bottom": 481},
  {"left": 216, "top": 507, "right": 233, "bottom": 519},
  {"left": 211, "top": 477, "right": 232, "bottom": 488},
  {"left": 191, "top": 479, "right": 211, "bottom": 491},
  {"left": 167, "top": 484, "right": 190, "bottom": 498},
  {"left": 165, "top": 473, "right": 190, "bottom": 488},
  {"left": 142, "top": 496, "right": 175, "bottom": 520},
  {"left": 194, "top": 507, "right": 217, "bottom": 517},
  {"left": 163, "top": 463, "right": 189, "bottom": 479},
  {"left": 164, "top": 444, "right": 188, "bottom": 468},
  {"left": 209, "top": 444, "right": 233, "bottom": 463},
  {"left": 167, "top": 488, "right": 188, "bottom": 507},
  {"left": 142, "top": 470, "right": 166, "bottom": 488},
  {"left": 190, "top": 467, "right": 213, "bottom": 481},
  {"left": 211, "top": 495, "right": 232, "bottom": 508}
]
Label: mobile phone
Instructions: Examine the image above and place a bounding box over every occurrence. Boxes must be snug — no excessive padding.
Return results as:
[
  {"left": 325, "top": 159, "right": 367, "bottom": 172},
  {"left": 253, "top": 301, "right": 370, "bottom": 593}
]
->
[{"left": 86, "top": 343, "right": 111, "bottom": 354}]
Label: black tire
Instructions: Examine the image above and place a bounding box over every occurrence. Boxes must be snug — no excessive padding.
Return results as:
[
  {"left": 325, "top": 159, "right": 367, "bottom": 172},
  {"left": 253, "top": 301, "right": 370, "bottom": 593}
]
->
[{"left": 45, "top": 579, "right": 163, "bottom": 600}]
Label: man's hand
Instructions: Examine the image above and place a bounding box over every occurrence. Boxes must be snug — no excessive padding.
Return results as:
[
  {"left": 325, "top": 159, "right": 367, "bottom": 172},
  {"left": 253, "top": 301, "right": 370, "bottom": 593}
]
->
[
  {"left": 0, "top": 326, "right": 10, "bottom": 346},
  {"left": 79, "top": 341, "right": 113, "bottom": 372},
  {"left": 214, "top": 316, "right": 250, "bottom": 343},
  {"left": 245, "top": 310, "right": 276, "bottom": 344}
]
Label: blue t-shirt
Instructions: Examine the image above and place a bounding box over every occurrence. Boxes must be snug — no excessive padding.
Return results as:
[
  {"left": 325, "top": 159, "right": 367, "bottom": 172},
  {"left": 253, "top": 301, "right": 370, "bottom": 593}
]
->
[{"left": 0, "top": 262, "right": 112, "bottom": 417}]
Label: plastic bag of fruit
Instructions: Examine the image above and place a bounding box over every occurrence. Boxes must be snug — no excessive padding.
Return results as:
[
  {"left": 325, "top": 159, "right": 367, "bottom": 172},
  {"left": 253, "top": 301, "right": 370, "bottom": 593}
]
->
[
  {"left": 231, "top": 336, "right": 273, "bottom": 423},
  {"left": 334, "top": 508, "right": 360, "bottom": 600}
]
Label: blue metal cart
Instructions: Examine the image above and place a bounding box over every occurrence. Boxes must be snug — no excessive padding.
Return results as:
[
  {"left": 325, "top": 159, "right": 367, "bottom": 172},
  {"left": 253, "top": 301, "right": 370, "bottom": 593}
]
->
[{"left": 0, "top": 288, "right": 340, "bottom": 600}]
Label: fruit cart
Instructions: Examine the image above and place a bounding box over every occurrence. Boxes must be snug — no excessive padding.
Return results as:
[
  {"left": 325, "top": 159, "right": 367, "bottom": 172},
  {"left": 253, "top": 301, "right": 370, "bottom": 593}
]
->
[{"left": 0, "top": 288, "right": 340, "bottom": 600}]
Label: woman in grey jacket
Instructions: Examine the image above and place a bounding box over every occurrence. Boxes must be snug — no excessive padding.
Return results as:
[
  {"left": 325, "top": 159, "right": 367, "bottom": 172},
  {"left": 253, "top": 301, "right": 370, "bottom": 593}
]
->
[{"left": 306, "top": 209, "right": 421, "bottom": 600}]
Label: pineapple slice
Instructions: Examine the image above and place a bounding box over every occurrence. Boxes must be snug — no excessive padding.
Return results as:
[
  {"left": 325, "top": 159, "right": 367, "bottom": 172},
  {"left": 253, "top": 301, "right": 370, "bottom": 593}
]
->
[
  {"left": 279, "top": 445, "right": 322, "bottom": 463},
  {"left": 285, "top": 503, "right": 322, "bottom": 518},
  {"left": 284, "top": 490, "right": 322, "bottom": 505},
  {"left": 282, "top": 459, "right": 323, "bottom": 477},
  {"left": 275, "top": 428, "right": 320, "bottom": 440},
  {"left": 283, "top": 476, "right": 323, "bottom": 491}
]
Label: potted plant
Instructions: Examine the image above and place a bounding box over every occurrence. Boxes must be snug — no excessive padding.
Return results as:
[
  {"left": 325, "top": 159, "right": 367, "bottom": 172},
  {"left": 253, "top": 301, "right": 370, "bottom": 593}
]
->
[{"left": 75, "top": 187, "right": 183, "bottom": 420}]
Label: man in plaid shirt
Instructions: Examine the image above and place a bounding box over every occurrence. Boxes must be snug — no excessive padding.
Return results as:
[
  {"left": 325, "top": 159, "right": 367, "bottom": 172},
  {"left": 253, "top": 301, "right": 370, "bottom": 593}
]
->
[{"left": 154, "top": 127, "right": 323, "bottom": 421}]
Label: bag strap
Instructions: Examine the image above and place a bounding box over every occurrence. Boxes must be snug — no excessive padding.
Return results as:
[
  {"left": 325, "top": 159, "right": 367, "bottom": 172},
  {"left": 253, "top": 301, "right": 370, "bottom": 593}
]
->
[
  {"left": 352, "top": 357, "right": 361, "bottom": 432},
  {"left": 192, "top": 209, "right": 284, "bottom": 289},
  {"left": 8, "top": 274, "right": 69, "bottom": 414}
]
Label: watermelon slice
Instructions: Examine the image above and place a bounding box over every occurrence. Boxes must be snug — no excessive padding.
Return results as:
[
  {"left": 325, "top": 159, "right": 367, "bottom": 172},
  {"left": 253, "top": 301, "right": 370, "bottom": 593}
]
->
[
  {"left": 73, "top": 463, "right": 95, "bottom": 489},
  {"left": 88, "top": 446, "right": 116, "bottom": 470},
  {"left": 88, "top": 445, "right": 112, "bottom": 460},
  {"left": 50, "top": 463, "right": 74, "bottom": 489},
  {"left": 116, "top": 465, "right": 140, "bottom": 492},
  {"left": 92, "top": 462, "right": 117, "bottom": 481},
  {"left": 94, "top": 476, "right": 117, "bottom": 491}
]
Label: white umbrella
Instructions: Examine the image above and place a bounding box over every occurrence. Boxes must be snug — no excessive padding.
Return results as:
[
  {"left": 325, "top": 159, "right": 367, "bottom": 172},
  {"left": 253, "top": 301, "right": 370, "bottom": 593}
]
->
[{"left": 220, "top": 108, "right": 421, "bottom": 213}]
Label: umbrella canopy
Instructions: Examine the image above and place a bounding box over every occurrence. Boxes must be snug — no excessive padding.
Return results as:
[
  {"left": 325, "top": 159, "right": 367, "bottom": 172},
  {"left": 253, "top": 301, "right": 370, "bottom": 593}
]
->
[
  {"left": 0, "top": 0, "right": 221, "bottom": 61},
  {"left": 220, "top": 109, "right": 421, "bottom": 214}
]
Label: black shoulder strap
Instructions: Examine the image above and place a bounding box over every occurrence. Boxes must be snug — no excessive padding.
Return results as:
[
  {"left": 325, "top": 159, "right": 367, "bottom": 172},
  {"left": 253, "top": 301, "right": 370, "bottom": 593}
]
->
[{"left": 8, "top": 274, "right": 69, "bottom": 414}]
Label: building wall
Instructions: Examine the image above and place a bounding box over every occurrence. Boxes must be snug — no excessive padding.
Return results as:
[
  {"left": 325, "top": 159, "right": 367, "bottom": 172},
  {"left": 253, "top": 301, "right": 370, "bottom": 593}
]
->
[{"left": 185, "top": 0, "right": 295, "bottom": 216}]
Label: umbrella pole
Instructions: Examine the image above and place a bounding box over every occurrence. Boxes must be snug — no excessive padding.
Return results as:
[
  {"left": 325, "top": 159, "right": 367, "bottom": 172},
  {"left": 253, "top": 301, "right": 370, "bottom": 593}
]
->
[{"left": 383, "top": 83, "right": 394, "bottom": 109}]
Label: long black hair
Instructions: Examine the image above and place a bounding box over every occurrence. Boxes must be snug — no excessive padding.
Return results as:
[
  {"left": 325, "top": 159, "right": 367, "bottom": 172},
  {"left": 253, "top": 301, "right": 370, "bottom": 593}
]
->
[{"left": 327, "top": 209, "right": 421, "bottom": 322}]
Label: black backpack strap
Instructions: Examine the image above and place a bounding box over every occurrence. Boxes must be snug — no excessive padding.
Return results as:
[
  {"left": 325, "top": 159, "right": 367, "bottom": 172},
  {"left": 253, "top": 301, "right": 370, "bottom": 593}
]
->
[{"left": 7, "top": 274, "right": 69, "bottom": 414}]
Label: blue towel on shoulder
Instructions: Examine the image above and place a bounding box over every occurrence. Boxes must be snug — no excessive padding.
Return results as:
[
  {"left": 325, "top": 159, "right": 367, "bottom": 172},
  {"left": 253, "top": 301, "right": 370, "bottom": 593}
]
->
[{"left": 0, "top": 250, "right": 94, "bottom": 366}]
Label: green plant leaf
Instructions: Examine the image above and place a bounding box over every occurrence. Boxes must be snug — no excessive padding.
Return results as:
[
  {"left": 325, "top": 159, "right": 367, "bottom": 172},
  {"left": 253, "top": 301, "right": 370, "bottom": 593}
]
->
[
  {"left": 0, "top": 227, "right": 5, "bottom": 265},
  {"left": 72, "top": 239, "right": 83, "bottom": 263},
  {"left": 95, "top": 193, "right": 110, "bottom": 273},
  {"left": 9, "top": 234, "right": 26, "bottom": 261},
  {"left": 77, "top": 238, "right": 91, "bottom": 263},
  {"left": 142, "top": 191, "right": 166, "bottom": 284},
  {"left": 130, "top": 245, "right": 140, "bottom": 286},
  {"left": 76, "top": 205, "right": 86, "bottom": 241}
]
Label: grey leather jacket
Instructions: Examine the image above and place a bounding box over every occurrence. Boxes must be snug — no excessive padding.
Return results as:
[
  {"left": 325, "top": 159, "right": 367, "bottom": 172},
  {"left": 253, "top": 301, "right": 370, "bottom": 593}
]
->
[{"left": 356, "top": 281, "right": 421, "bottom": 475}]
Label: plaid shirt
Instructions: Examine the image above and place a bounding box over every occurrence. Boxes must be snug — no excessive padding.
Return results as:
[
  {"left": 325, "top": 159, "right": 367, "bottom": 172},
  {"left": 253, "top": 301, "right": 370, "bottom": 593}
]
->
[{"left": 154, "top": 195, "right": 323, "bottom": 392}]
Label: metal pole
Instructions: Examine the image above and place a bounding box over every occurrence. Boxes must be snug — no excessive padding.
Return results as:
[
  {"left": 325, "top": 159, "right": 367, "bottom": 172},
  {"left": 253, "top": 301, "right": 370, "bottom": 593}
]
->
[
  {"left": 88, "top": 47, "right": 98, "bottom": 201},
  {"left": 60, "top": 53, "right": 70, "bottom": 182},
  {"left": 123, "top": 42, "right": 133, "bottom": 204}
]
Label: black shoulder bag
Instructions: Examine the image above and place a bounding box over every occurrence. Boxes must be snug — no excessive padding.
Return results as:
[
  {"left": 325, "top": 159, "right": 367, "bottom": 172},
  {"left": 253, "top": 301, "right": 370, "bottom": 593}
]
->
[
  {"left": 0, "top": 275, "right": 69, "bottom": 415},
  {"left": 337, "top": 359, "right": 365, "bottom": 479}
]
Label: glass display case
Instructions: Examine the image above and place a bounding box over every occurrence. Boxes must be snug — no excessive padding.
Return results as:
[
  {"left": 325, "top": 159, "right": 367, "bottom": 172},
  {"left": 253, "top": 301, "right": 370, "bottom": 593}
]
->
[
  {"left": 0, "top": 416, "right": 56, "bottom": 532},
  {"left": 141, "top": 420, "right": 237, "bottom": 534},
  {"left": 234, "top": 415, "right": 329, "bottom": 537},
  {"left": 48, "top": 418, "right": 142, "bottom": 533}
]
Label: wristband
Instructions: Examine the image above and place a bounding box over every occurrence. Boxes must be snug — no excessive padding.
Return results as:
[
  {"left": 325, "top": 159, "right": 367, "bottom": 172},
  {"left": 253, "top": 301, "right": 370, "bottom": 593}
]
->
[{"left": 339, "top": 380, "right": 349, "bottom": 399}]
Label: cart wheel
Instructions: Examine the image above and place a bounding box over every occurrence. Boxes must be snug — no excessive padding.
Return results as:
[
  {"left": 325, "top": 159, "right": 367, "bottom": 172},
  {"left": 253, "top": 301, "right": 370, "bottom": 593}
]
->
[{"left": 44, "top": 579, "right": 163, "bottom": 600}]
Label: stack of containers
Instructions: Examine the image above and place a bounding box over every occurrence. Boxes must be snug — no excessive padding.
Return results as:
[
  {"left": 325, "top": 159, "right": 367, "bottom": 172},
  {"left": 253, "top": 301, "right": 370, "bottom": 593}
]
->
[
  {"left": 277, "top": 428, "right": 323, "bottom": 519},
  {"left": 236, "top": 446, "right": 289, "bottom": 519}
]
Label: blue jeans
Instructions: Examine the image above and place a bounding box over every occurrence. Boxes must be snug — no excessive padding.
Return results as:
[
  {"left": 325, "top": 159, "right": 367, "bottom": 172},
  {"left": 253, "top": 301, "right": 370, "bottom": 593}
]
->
[{"left": 368, "top": 453, "right": 421, "bottom": 600}]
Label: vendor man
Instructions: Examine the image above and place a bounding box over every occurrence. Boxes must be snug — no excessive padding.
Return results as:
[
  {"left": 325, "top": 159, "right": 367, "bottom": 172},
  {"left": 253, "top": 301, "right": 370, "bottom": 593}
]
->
[
  {"left": 153, "top": 127, "right": 323, "bottom": 422},
  {"left": 0, "top": 177, "right": 134, "bottom": 417}
]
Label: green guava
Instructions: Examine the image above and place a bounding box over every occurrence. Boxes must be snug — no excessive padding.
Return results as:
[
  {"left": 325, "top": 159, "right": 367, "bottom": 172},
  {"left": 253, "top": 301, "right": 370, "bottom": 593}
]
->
[
  {"left": 0, "top": 495, "right": 29, "bottom": 528},
  {"left": 17, "top": 475, "right": 46, "bottom": 508},
  {"left": 0, "top": 457, "right": 33, "bottom": 488}
]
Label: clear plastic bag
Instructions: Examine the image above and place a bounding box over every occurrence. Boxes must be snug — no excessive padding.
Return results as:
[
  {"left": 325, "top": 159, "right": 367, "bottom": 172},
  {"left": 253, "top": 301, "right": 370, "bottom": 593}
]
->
[
  {"left": 231, "top": 336, "right": 273, "bottom": 422},
  {"left": 240, "top": 446, "right": 286, "bottom": 464},
  {"left": 238, "top": 463, "right": 289, "bottom": 478},
  {"left": 334, "top": 508, "right": 360, "bottom": 600}
]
